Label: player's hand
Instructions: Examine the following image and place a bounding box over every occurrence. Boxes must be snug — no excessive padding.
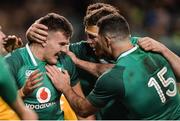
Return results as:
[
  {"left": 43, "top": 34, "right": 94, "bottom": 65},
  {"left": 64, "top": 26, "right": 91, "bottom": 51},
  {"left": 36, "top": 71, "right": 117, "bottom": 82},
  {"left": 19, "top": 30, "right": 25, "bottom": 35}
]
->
[
  {"left": 26, "top": 23, "right": 48, "bottom": 46},
  {"left": 3, "top": 35, "right": 23, "bottom": 52},
  {"left": 21, "top": 70, "right": 43, "bottom": 96},
  {"left": 138, "top": 37, "right": 166, "bottom": 54},
  {"left": 46, "top": 65, "right": 71, "bottom": 92},
  {"left": 65, "top": 50, "right": 79, "bottom": 64},
  {"left": 60, "top": 44, "right": 79, "bottom": 64}
]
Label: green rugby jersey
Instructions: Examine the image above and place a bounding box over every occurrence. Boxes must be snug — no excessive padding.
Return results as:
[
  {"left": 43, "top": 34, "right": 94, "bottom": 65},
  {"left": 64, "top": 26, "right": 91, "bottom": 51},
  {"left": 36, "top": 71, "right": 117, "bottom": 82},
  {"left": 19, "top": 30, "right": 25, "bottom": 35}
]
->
[
  {"left": 70, "top": 41, "right": 98, "bottom": 96},
  {"left": 70, "top": 37, "right": 138, "bottom": 96},
  {"left": 87, "top": 45, "right": 180, "bottom": 119},
  {"left": 5, "top": 44, "right": 78, "bottom": 120},
  {"left": 69, "top": 37, "right": 138, "bottom": 119},
  {"left": 0, "top": 56, "right": 17, "bottom": 105}
]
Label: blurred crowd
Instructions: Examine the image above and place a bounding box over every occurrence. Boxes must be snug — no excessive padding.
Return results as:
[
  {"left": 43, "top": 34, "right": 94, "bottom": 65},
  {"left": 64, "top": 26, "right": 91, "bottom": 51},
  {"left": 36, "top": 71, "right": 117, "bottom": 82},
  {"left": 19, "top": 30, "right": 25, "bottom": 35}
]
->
[{"left": 0, "top": 0, "right": 179, "bottom": 55}]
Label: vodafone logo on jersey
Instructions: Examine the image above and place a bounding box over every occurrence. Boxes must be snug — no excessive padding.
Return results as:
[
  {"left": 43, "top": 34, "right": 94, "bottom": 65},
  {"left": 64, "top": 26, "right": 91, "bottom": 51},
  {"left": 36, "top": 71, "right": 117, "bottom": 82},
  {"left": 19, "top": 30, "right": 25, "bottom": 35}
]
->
[{"left": 36, "top": 87, "right": 51, "bottom": 103}]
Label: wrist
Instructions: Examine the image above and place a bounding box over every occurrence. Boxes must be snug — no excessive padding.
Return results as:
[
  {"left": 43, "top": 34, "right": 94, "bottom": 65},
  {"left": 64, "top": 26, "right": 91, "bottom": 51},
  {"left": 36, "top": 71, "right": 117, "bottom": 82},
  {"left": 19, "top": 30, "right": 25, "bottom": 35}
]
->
[
  {"left": 75, "top": 58, "right": 82, "bottom": 66},
  {"left": 62, "top": 85, "right": 72, "bottom": 94},
  {"left": 161, "top": 45, "right": 169, "bottom": 56},
  {"left": 18, "top": 88, "right": 25, "bottom": 98}
]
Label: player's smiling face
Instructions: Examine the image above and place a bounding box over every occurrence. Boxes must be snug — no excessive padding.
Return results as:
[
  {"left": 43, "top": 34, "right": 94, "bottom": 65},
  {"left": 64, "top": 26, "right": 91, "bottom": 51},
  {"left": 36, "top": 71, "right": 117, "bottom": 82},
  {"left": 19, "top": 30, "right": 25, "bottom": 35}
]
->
[{"left": 44, "top": 31, "right": 69, "bottom": 65}]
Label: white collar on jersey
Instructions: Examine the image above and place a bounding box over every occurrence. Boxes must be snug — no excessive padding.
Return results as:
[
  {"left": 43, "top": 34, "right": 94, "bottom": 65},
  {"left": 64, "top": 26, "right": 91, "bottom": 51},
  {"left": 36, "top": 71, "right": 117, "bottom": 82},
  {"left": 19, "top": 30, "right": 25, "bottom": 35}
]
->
[
  {"left": 26, "top": 43, "right": 38, "bottom": 66},
  {"left": 116, "top": 45, "right": 139, "bottom": 62}
]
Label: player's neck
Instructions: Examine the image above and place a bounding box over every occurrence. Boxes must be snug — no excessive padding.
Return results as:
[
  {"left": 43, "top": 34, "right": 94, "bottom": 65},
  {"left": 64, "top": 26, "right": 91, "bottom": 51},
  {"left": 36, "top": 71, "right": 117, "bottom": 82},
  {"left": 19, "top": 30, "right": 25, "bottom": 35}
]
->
[
  {"left": 112, "top": 39, "right": 134, "bottom": 59},
  {"left": 30, "top": 43, "right": 45, "bottom": 61}
]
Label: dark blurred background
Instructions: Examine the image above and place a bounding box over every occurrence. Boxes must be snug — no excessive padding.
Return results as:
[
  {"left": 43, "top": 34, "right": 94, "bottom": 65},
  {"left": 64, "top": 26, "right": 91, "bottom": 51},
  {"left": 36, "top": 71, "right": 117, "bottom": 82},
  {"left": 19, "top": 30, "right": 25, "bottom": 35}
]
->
[{"left": 0, "top": 0, "right": 179, "bottom": 55}]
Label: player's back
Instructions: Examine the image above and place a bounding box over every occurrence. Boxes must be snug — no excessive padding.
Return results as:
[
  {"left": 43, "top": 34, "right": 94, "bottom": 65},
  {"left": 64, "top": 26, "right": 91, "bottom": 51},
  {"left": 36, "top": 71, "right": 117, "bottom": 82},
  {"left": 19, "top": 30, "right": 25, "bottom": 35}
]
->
[{"left": 117, "top": 46, "right": 180, "bottom": 119}]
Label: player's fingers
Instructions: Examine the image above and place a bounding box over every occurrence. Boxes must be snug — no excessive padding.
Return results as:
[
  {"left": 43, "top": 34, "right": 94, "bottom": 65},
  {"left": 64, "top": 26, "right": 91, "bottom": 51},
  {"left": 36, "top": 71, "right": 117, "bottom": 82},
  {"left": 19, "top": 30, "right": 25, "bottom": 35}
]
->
[
  {"left": 31, "top": 82, "right": 43, "bottom": 90},
  {"left": 34, "top": 23, "right": 48, "bottom": 31},
  {"left": 31, "top": 77, "right": 43, "bottom": 85},
  {"left": 46, "top": 72, "right": 54, "bottom": 83},
  {"left": 17, "top": 38, "right": 23, "bottom": 47},
  {"left": 62, "top": 70, "right": 70, "bottom": 84},
  {"left": 62, "top": 69, "right": 68, "bottom": 75},
  {"left": 139, "top": 42, "right": 150, "bottom": 49},
  {"left": 143, "top": 45, "right": 153, "bottom": 51},
  {"left": 31, "top": 31, "right": 47, "bottom": 41},
  {"left": 66, "top": 50, "right": 74, "bottom": 56},
  {"left": 138, "top": 39, "right": 150, "bottom": 45},
  {"left": 46, "top": 65, "right": 57, "bottom": 75},
  {"left": 28, "top": 34, "right": 44, "bottom": 44},
  {"left": 30, "top": 72, "right": 43, "bottom": 81},
  {"left": 34, "top": 28, "right": 48, "bottom": 37},
  {"left": 29, "top": 70, "right": 40, "bottom": 79},
  {"left": 52, "top": 65, "right": 62, "bottom": 74}
]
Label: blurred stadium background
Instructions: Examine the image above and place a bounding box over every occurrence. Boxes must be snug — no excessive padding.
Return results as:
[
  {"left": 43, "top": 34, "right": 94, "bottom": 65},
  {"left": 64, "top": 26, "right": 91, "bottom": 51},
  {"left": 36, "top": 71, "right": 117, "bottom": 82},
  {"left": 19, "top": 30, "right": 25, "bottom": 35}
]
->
[{"left": 0, "top": 0, "right": 179, "bottom": 55}]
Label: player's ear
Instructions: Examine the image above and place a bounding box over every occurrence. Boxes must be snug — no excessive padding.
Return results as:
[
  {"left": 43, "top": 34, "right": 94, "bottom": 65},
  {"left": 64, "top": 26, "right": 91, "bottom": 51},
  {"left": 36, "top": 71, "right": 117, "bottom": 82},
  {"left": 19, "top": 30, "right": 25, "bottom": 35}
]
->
[{"left": 104, "top": 35, "right": 111, "bottom": 48}]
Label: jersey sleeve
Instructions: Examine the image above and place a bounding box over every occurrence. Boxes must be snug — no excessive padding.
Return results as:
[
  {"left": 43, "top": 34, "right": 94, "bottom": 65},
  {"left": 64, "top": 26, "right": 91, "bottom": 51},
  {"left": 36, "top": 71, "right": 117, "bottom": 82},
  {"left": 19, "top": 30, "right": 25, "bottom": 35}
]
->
[
  {"left": 87, "top": 66, "right": 125, "bottom": 108},
  {"left": 60, "top": 54, "right": 79, "bottom": 86},
  {"left": 69, "top": 41, "right": 94, "bottom": 59},
  {"left": 4, "top": 50, "right": 23, "bottom": 88},
  {"left": 0, "top": 57, "right": 17, "bottom": 105}
]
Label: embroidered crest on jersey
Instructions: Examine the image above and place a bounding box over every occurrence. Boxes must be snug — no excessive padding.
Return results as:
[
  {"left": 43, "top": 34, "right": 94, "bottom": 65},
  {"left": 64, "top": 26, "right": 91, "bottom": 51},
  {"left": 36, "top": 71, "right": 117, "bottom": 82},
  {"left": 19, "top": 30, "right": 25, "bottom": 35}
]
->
[
  {"left": 25, "top": 70, "right": 35, "bottom": 78},
  {"left": 36, "top": 87, "right": 51, "bottom": 103}
]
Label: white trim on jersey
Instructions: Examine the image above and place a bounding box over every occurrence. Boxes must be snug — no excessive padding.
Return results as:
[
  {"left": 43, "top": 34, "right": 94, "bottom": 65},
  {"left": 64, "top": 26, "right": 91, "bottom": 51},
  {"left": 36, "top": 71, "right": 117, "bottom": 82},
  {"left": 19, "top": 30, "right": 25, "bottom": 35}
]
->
[
  {"left": 26, "top": 44, "right": 38, "bottom": 66},
  {"left": 116, "top": 45, "right": 139, "bottom": 62}
]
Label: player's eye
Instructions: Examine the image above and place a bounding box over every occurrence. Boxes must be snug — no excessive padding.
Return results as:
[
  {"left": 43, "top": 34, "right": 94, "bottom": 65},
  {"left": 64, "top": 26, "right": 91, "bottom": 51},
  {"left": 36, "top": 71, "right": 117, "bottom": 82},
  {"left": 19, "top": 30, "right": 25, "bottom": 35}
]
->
[{"left": 87, "top": 33, "right": 96, "bottom": 40}]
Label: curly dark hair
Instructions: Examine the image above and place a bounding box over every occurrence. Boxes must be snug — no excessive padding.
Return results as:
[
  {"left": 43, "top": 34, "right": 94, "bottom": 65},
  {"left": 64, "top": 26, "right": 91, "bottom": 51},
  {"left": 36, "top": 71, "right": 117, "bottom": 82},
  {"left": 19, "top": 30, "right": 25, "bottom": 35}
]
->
[{"left": 84, "top": 4, "right": 119, "bottom": 27}]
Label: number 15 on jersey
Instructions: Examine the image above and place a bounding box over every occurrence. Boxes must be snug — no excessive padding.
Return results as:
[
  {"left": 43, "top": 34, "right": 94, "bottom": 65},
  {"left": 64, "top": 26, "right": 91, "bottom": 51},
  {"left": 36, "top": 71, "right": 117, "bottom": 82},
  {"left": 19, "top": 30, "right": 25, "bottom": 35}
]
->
[{"left": 148, "top": 67, "right": 177, "bottom": 103}]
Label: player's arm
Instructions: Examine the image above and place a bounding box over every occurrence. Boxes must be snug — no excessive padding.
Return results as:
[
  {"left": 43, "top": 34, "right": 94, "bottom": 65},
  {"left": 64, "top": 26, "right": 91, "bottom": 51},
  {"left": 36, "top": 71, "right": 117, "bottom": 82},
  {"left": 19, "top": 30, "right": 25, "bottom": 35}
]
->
[
  {"left": 46, "top": 65, "right": 124, "bottom": 117},
  {"left": 66, "top": 50, "right": 114, "bottom": 77},
  {"left": 0, "top": 58, "right": 38, "bottom": 120},
  {"left": 62, "top": 81, "right": 98, "bottom": 118},
  {"left": 11, "top": 95, "right": 38, "bottom": 120},
  {"left": 71, "top": 81, "right": 96, "bottom": 119},
  {"left": 46, "top": 65, "right": 98, "bottom": 117},
  {"left": 138, "top": 37, "right": 180, "bottom": 80}
]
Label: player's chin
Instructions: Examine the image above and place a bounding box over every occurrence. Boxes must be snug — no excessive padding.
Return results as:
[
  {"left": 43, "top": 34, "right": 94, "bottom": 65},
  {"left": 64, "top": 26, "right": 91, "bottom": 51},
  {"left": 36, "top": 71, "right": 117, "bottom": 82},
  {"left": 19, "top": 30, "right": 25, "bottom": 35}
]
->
[{"left": 48, "top": 58, "right": 58, "bottom": 65}]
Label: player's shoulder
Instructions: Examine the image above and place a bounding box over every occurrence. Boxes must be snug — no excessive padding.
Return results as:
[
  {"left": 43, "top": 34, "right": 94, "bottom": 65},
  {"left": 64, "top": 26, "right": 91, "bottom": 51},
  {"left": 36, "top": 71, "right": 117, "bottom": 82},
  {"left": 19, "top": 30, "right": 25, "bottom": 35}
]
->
[
  {"left": 70, "top": 40, "right": 92, "bottom": 52},
  {"left": 5, "top": 47, "right": 25, "bottom": 59},
  {"left": 4, "top": 47, "right": 25, "bottom": 67},
  {"left": 70, "top": 40, "right": 87, "bottom": 46},
  {"left": 0, "top": 56, "right": 6, "bottom": 67},
  {"left": 99, "top": 65, "right": 125, "bottom": 82}
]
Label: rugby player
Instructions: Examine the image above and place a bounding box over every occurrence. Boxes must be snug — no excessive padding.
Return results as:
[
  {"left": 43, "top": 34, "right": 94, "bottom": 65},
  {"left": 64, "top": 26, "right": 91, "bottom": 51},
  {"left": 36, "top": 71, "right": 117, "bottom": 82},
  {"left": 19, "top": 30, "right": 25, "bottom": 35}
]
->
[
  {"left": 5, "top": 13, "right": 93, "bottom": 120},
  {"left": 47, "top": 13, "right": 180, "bottom": 120}
]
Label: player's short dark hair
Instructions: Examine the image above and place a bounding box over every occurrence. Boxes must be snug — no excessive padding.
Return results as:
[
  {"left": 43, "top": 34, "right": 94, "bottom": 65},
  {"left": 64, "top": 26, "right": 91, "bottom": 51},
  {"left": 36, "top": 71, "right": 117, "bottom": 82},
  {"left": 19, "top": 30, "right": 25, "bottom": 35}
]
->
[
  {"left": 97, "top": 14, "right": 130, "bottom": 40},
  {"left": 86, "top": 3, "right": 118, "bottom": 15},
  {"left": 84, "top": 5, "right": 119, "bottom": 27},
  {"left": 39, "top": 13, "right": 73, "bottom": 38}
]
